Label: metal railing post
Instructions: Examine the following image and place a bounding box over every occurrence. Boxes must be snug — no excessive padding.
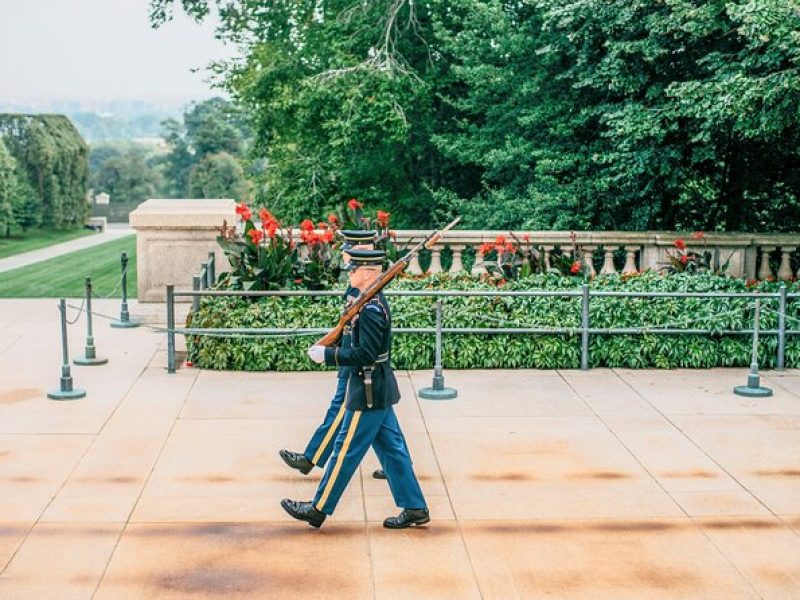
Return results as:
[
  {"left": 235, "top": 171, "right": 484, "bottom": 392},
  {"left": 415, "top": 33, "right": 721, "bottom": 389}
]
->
[
  {"left": 419, "top": 298, "right": 457, "bottom": 400},
  {"left": 48, "top": 299, "right": 86, "bottom": 400},
  {"left": 581, "top": 283, "right": 590, "bottom": 370},
  {"left": 192, "top": 275, "right": 201, "bottom": 313},
  {"left": 74, "top": 277, "right": 108, "bottom": 365},
  {"left": 208, "top": 251, "right": 216, "bottom": 286},
  {"left": 734, "top": 299, "right": 772, "bottom": 397},
  {"left": 167, "top": 285, "right": 176, "bottom": 374},
  {"left": 112, "top": 252, "right": 139, "bottom": 328},
  {"left": 777, "top": 284, "right": 787, "bottom": 370}
]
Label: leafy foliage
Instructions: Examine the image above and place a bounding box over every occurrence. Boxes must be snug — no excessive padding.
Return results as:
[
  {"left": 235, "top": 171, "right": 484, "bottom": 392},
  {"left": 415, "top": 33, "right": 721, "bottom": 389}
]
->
[
  {"left": 0, "top": 114, "right": 89, "bottom": 230},
  {"left": 187, "top": 272, "right": 800, "bottom": 371},
  {"left": 150, "top": 0, "right": 800, "bottom": 231}
]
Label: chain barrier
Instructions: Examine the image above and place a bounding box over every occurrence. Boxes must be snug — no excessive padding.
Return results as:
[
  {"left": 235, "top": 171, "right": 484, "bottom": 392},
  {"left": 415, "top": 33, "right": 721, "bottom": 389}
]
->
[
  {"left": 64, "top": 297, "right": 86, "bottom": 325},
  {"left": 98, "top": 263, "right": 128, "bottom": 299}
]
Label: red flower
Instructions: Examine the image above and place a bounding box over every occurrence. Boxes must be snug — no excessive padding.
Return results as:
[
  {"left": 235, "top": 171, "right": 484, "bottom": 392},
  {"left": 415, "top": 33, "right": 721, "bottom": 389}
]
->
[
  {"left": 348, "top": 198, "right": 363, "bottom": 211},
  {"left": 322, "top": 230, "right": 334, "bottom": 243},
  {"left": 265, "top": 222, "right": 277, "bottom": 238},
  {"left": 746, "top": 278, "right": 758, "bottom": 287},
  {"left": 258, "top": 207, "right": 274, "bottom": 224},
  {"left": 389, "top": 230, "right": 397, "bottom": 240},
  {"left": 300, "top": 219, "right": 314, "bottom": 232},
  {"left": 235, "top": 203, "right": 252, "bottom": 221},
  {"left": 327, "top": 213, "right": 339, "bottom": 225},
  {"left": 522, "top": 234, "right": 531, "bottom": 243},
  {"left": 674, "top": 239, "right": 686, "bottom": 250},
  {"left": 504, "top": 242, "right": 515, "bottom": 253},
  {"left": 376, "top": 210, "right": 390, "bottom": 228},
  {"left": 680, "top": 255, "right": 688, "bottom": 265},
  {"left": 317, "top": 221, "right": 329, "bottom": 230},
  {"left": 570, "top": 260, "right": 582, "bottom": 274},
  {"left": 498, "top": 278, "right": 507, "bottom": 286},
  {"left": 691, "top": 231, "right": 705, "bottom": 240},
  {"left": 479, "top": 242, "right": 494, "bottom": 255},
  {"left": 294, "top": 278, "right": 303, "bottom": 284},
  {"left": 495, "top": 234, "right": 506, "bottom": 246},
  {"left": 247, "top": 228, "right": 264, "bottom": 245}
]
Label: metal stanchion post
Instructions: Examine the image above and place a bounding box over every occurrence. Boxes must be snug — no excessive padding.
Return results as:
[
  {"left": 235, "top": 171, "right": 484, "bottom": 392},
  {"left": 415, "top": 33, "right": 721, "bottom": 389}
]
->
[
  {"left": 776, "top": 283, "right": 786, "bottom": 371},
  {"left": 167, "top": 284, "right": 176, "bottom": 374},
  {"left": 208, "top": 251, "right": 216, "bottom": 286},
  {"left": 48, "top": 299, "right": 86, "bottom": 400},
  {"left": 192, "top": 276, "right": 201, "bottom": 313},
  {"left": 734, "top": 299, "right": 772, "bottom": 397},
  {"left": 581, "top": 283, "right": 590, "bottom": 370},
  {"left": 74, "top": 277, "right": 108, "bottom": 365},
  {"left": 419, "top": 299, "right": 457, "bottom": 400},
  {"left": 112, "top": 252, "right": 139, "bottom": 328}
]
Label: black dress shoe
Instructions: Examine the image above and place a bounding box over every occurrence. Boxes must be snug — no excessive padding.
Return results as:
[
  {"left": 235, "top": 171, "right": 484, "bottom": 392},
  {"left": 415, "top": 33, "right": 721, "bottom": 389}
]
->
[
  {"left": 372, "top": 468, "right": 387, "bottom": 480},
  {"left": 383, "top": 508, "right": 430, "bottom": 529},
  {"left": 279, "top": 449, "right": 313, "bottom": 475},
  {"left": 280, "top": 499, "right": 326, "bottom": 528}
]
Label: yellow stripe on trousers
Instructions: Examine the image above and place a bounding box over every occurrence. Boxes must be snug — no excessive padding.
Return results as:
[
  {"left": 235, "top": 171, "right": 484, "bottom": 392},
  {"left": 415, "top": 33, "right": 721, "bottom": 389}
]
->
[
  {"left": 316, "top": 411, "right": 362, "bottom": 512},
  {"left": 311, "top": 402, "right": 347, "bottom": 465}
]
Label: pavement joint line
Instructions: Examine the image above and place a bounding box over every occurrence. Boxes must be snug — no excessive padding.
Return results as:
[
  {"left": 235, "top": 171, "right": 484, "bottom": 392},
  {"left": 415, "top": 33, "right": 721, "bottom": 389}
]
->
[
  {"left": 358, "top": 464, "right": 378, "bottom": 599},
  {"left": 410, "top": 369, "right": 485, "bottom": 599},
  {"left": 0, "top": 343, "right": 158, "bottom": 578},
  {"left": 611, "top": 367, "right": 785, "bottom": 519},
  {"left": 90, "top": 357, "right": 201, "bottom": 599},
  {"left": 610, "top": 368, "right": 779, "bottom": 596}
]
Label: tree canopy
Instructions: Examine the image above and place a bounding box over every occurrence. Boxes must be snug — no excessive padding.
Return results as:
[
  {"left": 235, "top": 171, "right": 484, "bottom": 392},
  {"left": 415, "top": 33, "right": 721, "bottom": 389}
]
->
[
  {"left": 151, "top": 0, "right": 800, "bottom": 231},
  {"left": 0, "top": 114, "right": 89, "bottom": 229}
]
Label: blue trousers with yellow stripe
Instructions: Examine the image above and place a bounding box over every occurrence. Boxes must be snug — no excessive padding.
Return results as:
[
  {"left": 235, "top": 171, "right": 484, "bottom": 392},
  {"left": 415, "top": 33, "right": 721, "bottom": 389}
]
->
[
  {"left": 303, "top": 376, "right": 348, "bottom": 468},
  {"left": 313, "top": 406, "right": 427, "bottom": 515}
]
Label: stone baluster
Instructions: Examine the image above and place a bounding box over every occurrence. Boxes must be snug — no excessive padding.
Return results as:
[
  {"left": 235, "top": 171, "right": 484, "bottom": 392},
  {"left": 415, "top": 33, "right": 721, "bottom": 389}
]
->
[
  {"left": 428, "top": 245, "right": 443, "bottom": 274},
  {"left": 583, "top": 246, "right": 597, "bottom": 277},
  {"left": 622, "top": 246, "right": 638, "bottom": 274},
  {"left": 449, "top": 245, "right": 466, "bottom": 274},
  {"left": 471, "top": 245, "right": 487, "bottom": 276},
  {"left": 777, "top": 247, "right": 794, "bottom": 281},
  {"left": 757, "top": 247, "right": 774, "bottom": 280},
  {"left": 542, "top": 246, "right": 553, "bottom": 271},
  {"left": 600, "top": 247, "right": 617, "bottom": 275},
  {"left": 406, "top": 247, "right": 423, "bottom": 275}
]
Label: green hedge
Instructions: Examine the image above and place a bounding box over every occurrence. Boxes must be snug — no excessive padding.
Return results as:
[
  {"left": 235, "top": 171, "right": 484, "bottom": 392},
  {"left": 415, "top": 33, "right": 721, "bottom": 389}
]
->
[{"left": 186, "top": 273, "right": 800, "bottom": 371}]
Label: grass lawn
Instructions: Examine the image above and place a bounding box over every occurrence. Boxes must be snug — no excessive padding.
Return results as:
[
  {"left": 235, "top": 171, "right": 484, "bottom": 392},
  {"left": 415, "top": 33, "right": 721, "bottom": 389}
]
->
[
  {"left": 0, "top": 227, "right": 97, "bottom": 260},
  {"left": 0, "top": 235, "right": 136, "bottom": 298}
]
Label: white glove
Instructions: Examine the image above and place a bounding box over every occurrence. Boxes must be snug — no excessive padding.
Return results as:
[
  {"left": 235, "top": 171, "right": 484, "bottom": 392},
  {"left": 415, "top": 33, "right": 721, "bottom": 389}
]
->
[{"left": 307, "top": 345, "right": 326, "bottom": 364}]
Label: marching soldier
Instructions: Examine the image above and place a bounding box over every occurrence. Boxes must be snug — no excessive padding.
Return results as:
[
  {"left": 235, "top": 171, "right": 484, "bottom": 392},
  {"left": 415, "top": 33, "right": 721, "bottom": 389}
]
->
[
  {"left": 281, "top": 248, "right": 429, "bottom": 528},
  {"left": 278, "top": 230, "right": 387, "bottom": 480}
]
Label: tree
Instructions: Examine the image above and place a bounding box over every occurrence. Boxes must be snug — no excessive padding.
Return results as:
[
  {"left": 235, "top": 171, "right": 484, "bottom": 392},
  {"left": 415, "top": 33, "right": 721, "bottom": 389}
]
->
[
  {"left": 187, "top": 151, "right": 249, "bottom": 199},
  {"left": 151, "top": 0, "right": 800, "bottom": 231},
  {"left": 0, "top": 139, "right": 16, "bottom": 236},
  {"left": 0, "top": 114, "right": 89, "bottom": 229},
  {"left": 92, "top": 148, "right": 165, "bottom": 204},
  {"left": 159, "top": 97, "right": 250, "bottom": 197}
]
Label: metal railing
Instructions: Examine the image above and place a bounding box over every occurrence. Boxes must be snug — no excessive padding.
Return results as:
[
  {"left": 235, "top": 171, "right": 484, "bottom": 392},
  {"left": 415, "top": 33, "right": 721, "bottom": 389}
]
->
[{"left": 164, "top": 283, "right": 799, "bottom": 374}]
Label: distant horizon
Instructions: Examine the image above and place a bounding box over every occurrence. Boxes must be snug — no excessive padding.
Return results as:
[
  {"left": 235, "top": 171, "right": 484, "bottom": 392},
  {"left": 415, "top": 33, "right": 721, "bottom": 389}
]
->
[{"left": 0, "top": 0, "right": 235, "bottom": 103}]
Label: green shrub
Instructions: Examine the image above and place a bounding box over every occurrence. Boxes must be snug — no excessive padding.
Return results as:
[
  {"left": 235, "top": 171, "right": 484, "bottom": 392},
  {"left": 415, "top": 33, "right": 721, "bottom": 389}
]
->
[{"left": 186, "top": 272, "right": 800, "bottom": 371}]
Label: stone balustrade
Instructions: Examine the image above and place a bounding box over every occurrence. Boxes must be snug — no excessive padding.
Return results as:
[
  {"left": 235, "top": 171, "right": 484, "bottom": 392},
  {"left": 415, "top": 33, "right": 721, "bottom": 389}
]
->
[
  {"left": 393, "top": 230, "right": 798, "bottom": 281},
  {"left": 130, "top": 200, "right": 798, "bottom": 302}
]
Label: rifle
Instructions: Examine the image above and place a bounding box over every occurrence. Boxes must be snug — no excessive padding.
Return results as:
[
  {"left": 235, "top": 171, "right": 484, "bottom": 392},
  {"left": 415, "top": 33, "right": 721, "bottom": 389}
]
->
[{"left": 315, "top": 216, "right": 461, "bottom": 347}]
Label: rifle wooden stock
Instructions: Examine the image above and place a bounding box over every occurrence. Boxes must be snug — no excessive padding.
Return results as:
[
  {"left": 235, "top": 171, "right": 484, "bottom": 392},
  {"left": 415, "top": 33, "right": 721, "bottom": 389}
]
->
[{"left": 314, "top": 217, "right": 460, "bottom": 347}]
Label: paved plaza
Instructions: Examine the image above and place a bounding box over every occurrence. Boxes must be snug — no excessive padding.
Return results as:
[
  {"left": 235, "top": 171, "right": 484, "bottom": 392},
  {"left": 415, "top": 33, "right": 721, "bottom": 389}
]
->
[{"left": 0, "top": 298, "right": 799, "bottom": 599}]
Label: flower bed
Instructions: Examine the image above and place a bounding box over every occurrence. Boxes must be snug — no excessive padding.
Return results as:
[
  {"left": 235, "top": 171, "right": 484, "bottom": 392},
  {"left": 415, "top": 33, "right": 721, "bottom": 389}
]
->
[{"left": 186, "top": 273, "right": 800, "bottom": 371}]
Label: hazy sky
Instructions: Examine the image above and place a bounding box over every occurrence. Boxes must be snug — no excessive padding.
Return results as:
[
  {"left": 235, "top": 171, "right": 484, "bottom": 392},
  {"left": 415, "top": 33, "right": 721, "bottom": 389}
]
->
[{"left": 0, "top": 0, "right": 235, "bottom": 102}]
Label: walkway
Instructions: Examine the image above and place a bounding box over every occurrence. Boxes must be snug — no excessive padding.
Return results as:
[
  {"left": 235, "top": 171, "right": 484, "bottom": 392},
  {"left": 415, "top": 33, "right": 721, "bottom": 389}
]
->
[
  {"left": 0, "top": 298, "right": 799, "bottom": 598},
  {"left": 0, "top": 225, "right": 134, "bottom": 274}
]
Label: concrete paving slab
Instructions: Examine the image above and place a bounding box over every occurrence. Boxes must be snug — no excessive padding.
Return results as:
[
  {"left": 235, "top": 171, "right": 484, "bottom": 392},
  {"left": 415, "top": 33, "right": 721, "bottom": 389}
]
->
[
  {"left": 94, "top": 522, "right": 373, "bottom": 600},
  {"left": 2, "top": 298, "right": 799, "bottom": 598},
  {"left": 461, "top": 517, "right": 759, "bottom": 598},
  {"left": 0, "top": 522, "right": 123, "bottom": 600}
]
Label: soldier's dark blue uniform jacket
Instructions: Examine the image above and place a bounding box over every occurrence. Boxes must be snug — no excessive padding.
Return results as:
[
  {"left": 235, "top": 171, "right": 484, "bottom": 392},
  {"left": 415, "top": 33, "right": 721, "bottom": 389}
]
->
[
  {"left": 324, "top": 291, "right": 401, "bottom": 411},
  {"left": 337, "top": 286, "right": 359, "bottom": 380}
]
